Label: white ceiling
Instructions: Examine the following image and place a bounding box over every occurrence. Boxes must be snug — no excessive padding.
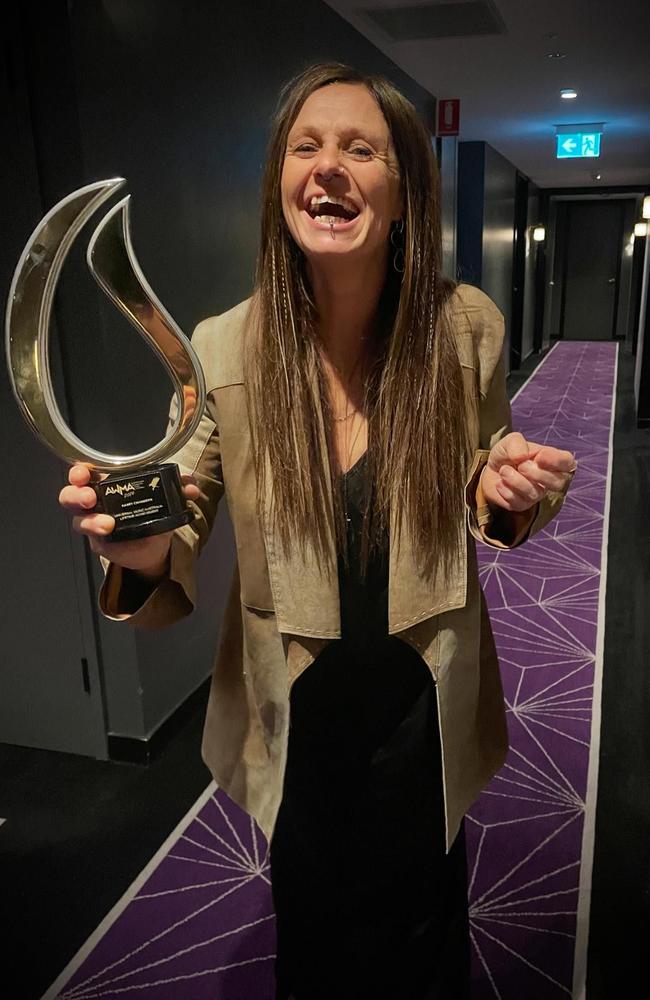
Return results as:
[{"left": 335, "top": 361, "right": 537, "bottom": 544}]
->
[{"left": 324, "top": 0, "right": 650, "bottom": 189}]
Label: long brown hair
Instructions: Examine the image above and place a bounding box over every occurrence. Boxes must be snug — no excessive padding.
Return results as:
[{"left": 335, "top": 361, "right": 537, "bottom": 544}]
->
[{"left": 245, "top": 62, "right": 469, "bottom": 579}]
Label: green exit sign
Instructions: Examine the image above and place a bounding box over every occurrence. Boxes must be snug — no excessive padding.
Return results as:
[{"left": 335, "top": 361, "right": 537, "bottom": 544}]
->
[{"left": 556, "top": 132, "right": 602, "bottom": 158}]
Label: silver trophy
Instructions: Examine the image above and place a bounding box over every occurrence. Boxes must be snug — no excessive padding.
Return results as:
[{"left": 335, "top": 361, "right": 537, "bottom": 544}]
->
[{"left": 5, "top": 178, "right": 206, "bottom": 541}]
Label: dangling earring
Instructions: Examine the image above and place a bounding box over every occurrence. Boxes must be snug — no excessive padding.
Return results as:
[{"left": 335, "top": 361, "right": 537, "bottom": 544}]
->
[{"left": 390, "top": 218, "right": 405, "bottom": 273}]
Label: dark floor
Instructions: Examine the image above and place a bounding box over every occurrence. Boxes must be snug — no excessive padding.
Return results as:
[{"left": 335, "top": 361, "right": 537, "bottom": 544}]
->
[
  {"left": 586, "top": 348, "right": 650, "bottom": 998},
  {"left": 0, "top": 695, "right": 211, "bottom": 1000},
  {"left": 1, "top": 342, "right": 648, "bottom": 1000}
]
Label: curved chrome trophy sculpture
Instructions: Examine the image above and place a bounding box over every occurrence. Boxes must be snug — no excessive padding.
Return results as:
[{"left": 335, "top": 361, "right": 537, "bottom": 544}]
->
[{"left": 5, "top": 178, "right": 206, "bottom": 541}]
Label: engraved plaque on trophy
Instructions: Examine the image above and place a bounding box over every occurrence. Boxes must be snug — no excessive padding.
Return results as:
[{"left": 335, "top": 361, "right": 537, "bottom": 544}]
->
[{"left": 5, "top": 178, "right": 206, "bottom": 541}]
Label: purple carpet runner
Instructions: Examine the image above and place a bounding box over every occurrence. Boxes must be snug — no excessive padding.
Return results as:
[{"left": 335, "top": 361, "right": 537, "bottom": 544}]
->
[
  {"left": 46, "top": 341, "right": 617, "bottom": 1000},
  {"left": 468, "top": 341, "right": 616, "bottom": 998}
]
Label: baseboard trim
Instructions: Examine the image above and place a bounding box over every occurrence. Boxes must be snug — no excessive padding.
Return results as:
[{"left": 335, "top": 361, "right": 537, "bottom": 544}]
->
[{"left": 107, "top": 675, "right": 211, "bottom": 764}]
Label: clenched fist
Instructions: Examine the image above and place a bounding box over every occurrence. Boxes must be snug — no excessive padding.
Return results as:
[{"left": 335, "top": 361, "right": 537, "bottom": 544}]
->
[{"left": 481, "top": 432, "right": 576, "bottom": 514}]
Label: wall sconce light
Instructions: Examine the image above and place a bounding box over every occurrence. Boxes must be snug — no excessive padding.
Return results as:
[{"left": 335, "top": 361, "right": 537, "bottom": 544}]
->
[
  {"left": 533, "top": 226, "right": 546, "bottom": 242},
  {"left": 634, "top": 222, "right": 648, "bottom": 237},
  {"left": 643, "top": 196, "right": 650, "bottom": 220}
]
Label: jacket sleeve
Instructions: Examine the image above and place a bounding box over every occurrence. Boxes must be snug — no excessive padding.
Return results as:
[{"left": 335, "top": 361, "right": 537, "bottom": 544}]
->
[
  {"left": 462, "top": 291, "right": 575, "bottom": 550},
  {"left": 97, "top": 319, "right": 225, "bottom": 627}
]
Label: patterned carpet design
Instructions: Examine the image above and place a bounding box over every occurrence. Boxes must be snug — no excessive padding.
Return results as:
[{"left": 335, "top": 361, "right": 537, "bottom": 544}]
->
[
  {"left": 469, "top": 341, "right": 616, "bottom": 998},
  {"left": 47, "top": 785, "right": 277, "bottom": 1000},
  {"left": 47, "top": 341, "right": 616, "bottom": 999}
]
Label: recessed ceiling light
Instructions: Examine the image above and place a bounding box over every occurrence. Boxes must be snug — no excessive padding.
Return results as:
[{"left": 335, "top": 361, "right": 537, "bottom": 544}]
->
[
  {"left": 561, "top": 88, "right": 578, "bottom": 99},
  {"left": 547, "top": 51, "right": 566, "bottom": 59}
]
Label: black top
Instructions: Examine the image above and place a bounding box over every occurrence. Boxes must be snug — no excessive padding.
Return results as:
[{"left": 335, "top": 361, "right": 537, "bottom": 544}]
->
[{"left": 285, "top": 450, "right": 434, "bottom": 774}]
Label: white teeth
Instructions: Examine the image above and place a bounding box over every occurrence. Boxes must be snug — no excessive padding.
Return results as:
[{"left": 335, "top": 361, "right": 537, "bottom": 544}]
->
[
  {"left": 314, "top": 215, "right": 342, "bottom": 224},
  {"left": 308, "top": 194, "right": 358, "bottom": 214}
]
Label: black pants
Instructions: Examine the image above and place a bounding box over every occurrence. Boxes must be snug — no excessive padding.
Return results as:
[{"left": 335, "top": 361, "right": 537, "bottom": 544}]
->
[{"left": 270, "top": 675, "right": 471, "bottom": 1000}]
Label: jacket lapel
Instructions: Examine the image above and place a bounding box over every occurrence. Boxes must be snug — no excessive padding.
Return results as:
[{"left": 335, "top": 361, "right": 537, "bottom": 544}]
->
[
  {"left": 259, "top": 367, "right": 469, "bottom": 639},
  {"left": 388, "top": 506, "right": 467, "bottom": 634},
  {"left": 260, "top": 371, "right": 341, "bottom": 639}
]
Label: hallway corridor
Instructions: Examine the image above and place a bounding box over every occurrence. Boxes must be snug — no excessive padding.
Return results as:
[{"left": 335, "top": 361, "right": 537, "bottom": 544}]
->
[{"left": 3, "top": 341, "right": 646, "bottom": 1000}]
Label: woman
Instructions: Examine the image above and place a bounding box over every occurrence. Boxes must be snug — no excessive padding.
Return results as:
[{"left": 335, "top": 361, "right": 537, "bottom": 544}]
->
[{"left": 60, "top": 64, "right": 576, "bottom": 999}]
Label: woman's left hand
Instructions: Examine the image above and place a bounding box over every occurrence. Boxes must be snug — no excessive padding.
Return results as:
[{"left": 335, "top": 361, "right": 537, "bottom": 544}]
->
[{"left": 481, "top": 432, "right": 577, "bottom": 513}]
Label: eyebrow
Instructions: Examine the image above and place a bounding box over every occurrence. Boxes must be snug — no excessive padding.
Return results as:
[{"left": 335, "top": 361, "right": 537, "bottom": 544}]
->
[{"left": 288, "top": 124, "right": 386, "bottom": 146}]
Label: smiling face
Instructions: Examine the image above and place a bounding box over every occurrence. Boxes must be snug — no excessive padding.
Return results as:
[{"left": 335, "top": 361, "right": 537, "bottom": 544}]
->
[{"left": 281, "top": 83, "right": 402, "bottom": 270}]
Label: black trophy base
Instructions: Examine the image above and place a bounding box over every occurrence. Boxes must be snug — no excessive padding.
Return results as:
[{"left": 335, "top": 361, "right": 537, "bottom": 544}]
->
[{"left": 95, "top": 463, "right": 194, "bottom": 542}]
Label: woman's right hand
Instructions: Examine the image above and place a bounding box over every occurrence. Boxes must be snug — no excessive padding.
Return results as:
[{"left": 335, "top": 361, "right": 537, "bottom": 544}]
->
[{"left": 59, "top": 463, "right": 200, "bottom": 580}]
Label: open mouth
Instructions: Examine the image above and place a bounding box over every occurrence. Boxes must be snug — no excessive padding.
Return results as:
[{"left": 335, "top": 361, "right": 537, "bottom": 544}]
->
[{"left": 305, "top": 195, "right": 360, "bottom": 224}]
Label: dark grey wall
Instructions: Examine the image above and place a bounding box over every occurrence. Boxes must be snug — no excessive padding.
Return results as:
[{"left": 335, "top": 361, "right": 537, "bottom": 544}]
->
[
  {"left": 1, "top": 7, "right": 109, "bottom": 757},
  {"left": 629, "top": 221, "right": 647, "bottom": 351},
  {"left": 546, "top": 200, "right": 565, "bottom": 342},
  {"left": 5, "top": 0, "right": 436, "bottom": 746},
  {"left": 457, "top": 140, "right": 518, "bottom": 366},
  {"left": 481, "top": 143, "right": 516, "bottom": 361},
  {"left": 542, "top": 198, "right": 564, "bottom": 350},
  {"left": 522, "top": 186, "right": 540, "bottom": 361},
  {"left": 457, "top": 142, "right": 484, "bottom": 288},
  {"left": 634, "top": 235, "right": 650, "bottom": 424},
  {"left": 617, "top": 198, "right": 638, "bottom": 341},
  {"left": 438, "top": 136, "right": 458, "bottom": 280}
]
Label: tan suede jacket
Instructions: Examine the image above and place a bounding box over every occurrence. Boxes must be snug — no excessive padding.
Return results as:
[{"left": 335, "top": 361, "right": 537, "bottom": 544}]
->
[{"left": 100, "top": 283, "right": 573, "bottom": 852}]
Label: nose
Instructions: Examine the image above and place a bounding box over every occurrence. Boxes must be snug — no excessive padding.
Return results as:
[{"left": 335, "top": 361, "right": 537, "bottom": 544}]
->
[{"left": 314, "top": 142, "right": 345, "bottom": 182}]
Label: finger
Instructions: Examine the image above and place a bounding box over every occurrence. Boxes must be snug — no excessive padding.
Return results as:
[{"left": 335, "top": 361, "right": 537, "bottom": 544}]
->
[
  {"left": 495, "top": 462, "right": 517, "bottom": 482},
  {"left": 501, "top": 432, "right": 529, "bottom": 467},
  {"left": 486, "top": 485, "right": 513, "bottom": 510},
  {"left": 523, "top": 441, "right": 545, "bottom": 460},
  {"left": 69, "top": 464, "right": 107, "bottom": 486},
  {"left": 59, "top": 484, "right": 98, "bottom": 511},
  {"left": 72, "top": 513, "right": 116, "bottom": 536},
  {"left": 514, "top": 440, "right": 572, "bottom": 471},
  {"left": 517, "top": 461, "right": 567, "bottom": 492},
  {"left": 494, "top": 483, "right": 532, "bottom": 512},
  {"left": 69, "top": 463, "right": 92, "bottom": 486},
  {"left": 180, "top": 473, "right": 200, "bottom": 501},
  {"left": 500, "top": 465, "right": 545, "bottom": 504},
  {"left": 534, "top": 448, "right": 576, "bottom": 474}
]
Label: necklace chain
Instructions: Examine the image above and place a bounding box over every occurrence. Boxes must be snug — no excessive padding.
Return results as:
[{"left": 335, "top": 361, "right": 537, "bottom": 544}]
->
[
  {"left": 322, "top": 346, "right": 367, "bottom": 522},
  {"left": 345, "top": 411, "right": 365, "bottom": 464},
  {"left": 332, "top": 409, "right": 358, "bottom": 422}
]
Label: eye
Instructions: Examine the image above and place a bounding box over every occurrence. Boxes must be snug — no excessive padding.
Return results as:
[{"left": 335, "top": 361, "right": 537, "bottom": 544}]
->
[
  {"left": 348, "top": 145, "right": 373, "bottom": 158},
  {"left": 293, "top": 142, "right": 319, "bottom": 154}
]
